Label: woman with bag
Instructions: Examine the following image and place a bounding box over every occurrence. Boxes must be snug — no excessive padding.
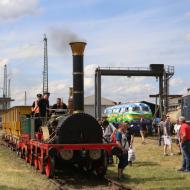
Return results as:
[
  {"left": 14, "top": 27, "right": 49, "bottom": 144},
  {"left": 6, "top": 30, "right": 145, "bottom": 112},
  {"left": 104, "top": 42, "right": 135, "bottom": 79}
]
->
[{"left": 125, "top": 123, "right": 135, "bottom": 166}]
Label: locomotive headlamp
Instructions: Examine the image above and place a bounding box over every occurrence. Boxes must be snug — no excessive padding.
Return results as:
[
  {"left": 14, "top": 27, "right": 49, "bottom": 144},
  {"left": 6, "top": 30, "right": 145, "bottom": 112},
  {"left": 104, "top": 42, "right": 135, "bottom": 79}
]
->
[
  {"left": 60, "top": 150, "right": 73, "bottom": 160},
  {"left": 89, "top": 150, "right": 101, "bottom": 160},
  {"left": 81, "top": 150, "right": 88, "bottom": 158}
]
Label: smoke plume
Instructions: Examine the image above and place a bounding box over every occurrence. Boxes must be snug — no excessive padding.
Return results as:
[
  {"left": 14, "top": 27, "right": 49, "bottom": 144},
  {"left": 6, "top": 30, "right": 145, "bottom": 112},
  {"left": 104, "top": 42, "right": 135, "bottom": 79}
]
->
[{"left": 49, "top": 27, "right": 85, "bottom": 53}]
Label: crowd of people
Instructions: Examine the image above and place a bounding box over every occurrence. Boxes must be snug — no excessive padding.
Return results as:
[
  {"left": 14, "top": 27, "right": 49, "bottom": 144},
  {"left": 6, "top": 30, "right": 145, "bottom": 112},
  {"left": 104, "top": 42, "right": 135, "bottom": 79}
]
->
[
  {"left": 99, "top": 116, "right": 135, "bottom": 180},
  {"left": 100, "top": 114, "right": 190, "bottom": 179}
]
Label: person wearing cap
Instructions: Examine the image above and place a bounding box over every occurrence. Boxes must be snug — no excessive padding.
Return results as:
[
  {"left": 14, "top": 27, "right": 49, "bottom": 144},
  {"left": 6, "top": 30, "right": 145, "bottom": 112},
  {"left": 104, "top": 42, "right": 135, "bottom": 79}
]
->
[
  {"left": 38, "top": 92, "right": 50, "bottom": 118},
  {"left": 31, "top": 94, "right": 42, "bottom": 117}
]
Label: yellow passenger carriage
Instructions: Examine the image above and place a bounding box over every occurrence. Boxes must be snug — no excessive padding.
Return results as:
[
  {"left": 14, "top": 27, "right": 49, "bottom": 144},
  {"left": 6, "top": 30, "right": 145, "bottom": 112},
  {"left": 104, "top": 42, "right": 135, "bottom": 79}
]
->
[{"left": 2, "top": 106, "right": 31, "bottom": 144}]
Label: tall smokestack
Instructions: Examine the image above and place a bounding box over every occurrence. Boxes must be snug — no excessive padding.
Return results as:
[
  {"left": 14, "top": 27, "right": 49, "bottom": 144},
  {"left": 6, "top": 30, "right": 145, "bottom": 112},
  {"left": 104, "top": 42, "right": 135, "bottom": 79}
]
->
[{"left": 69, "top": 42, "right": 86, "bottom": 113}]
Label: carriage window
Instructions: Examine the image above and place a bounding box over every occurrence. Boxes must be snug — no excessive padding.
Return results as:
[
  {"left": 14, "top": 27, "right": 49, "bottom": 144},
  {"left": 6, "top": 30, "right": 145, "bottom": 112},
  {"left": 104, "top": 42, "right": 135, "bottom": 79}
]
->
[
  {"left": 108, "top": 109, "right": 112, "bottom": 114},
  {"left": 132, "top": 106, "right": 140, "bottom": 112},
  {"left": 125, "top": 107, "right": 129, "bottom": 112},
  {"left": 142, "top": 106, "right": 149, "bottom": 112},
  {"left": 114, "top": 108, "right": 120, "bottom": 113},
  {"left": 120, "top": 107, "right": 125, "bottom": 113},
  {"left": 105, "top": 109, "right": 112, "bottom": 114}
]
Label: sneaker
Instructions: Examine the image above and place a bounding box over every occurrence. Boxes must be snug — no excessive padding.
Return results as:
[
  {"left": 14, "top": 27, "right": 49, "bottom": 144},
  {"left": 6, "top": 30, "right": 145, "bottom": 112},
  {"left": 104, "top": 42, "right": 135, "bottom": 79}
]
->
[
  {"left": 183, "top": 170, "right": 190, "bottom": 173},
  {"left": 170, "top": 153, "right": 174, "bottom": 156},
  {"left": 164, "top": 153, "right": 168, "bottom": 156},
  {"left": 177, "top": 168, "right": 185, "bottom": 172}
]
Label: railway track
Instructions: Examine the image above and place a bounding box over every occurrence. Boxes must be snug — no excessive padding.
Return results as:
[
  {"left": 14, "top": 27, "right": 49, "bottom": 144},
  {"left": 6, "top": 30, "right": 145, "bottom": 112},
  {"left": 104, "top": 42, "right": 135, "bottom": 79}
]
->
[
  {"left": 48, "top": 167, "right": 132, "bottom": 190},
  {"left": 50, "top": 176, "right": 132, "bottom": 190}
]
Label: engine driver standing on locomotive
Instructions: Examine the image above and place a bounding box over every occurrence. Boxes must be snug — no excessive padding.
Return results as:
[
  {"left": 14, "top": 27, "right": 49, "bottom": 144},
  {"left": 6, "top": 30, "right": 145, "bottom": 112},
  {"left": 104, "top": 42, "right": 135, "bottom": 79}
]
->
[
  {"left": 38, "top": 92, "right": 50, "bottom": 119},
  {"left": 116, "top": 122, "right": 129, "bottom": 180},
  {"left": 51, "top": 98, "right": 67, "bottom": 115}
]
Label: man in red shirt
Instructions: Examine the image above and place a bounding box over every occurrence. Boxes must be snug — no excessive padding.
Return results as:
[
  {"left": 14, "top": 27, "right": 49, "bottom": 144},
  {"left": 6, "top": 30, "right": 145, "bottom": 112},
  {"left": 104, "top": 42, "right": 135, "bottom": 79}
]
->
[{"left": 178, "top": 116, "right": 190, "bottom": 172}]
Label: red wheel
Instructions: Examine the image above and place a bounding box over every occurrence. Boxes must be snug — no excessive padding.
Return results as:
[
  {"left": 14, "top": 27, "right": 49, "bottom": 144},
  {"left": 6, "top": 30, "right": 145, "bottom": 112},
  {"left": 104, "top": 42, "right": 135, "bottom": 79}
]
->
[
  {"left": 16, "top": 149, "right": 21, "bottom": 157},
  {"left": 45, "top": 157, "right": 55, "bottom": 178},
  {"left": 25, "top": 150, "right": 29, "bottom": 163},
  {"left": 38, "top": 158, "right": 45, "bottom": 174},
  {"left": 25, "top": 156, "right": 29, "bottom": 163},
  {"left": 94, "top": 152, "right": 107, "bottom": 178},
  {"left": 34, "top": 158, "right": 39, "bottom": 170},
  {"left": 20, "top": 148, "right": 24, "bottom": 159},
  {"left": 29, "top": 154, "right": 34, "bottom": 166}
]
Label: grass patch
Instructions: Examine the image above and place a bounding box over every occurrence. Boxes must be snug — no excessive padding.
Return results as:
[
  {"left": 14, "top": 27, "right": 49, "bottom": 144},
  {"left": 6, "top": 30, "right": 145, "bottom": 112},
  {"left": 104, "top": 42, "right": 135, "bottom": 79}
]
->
[
  {"left": 107, "top": 137, "right": 190, "bottom": 190},
  {"left": 0, "top": 134, "right": 59, "bottom": 190}
]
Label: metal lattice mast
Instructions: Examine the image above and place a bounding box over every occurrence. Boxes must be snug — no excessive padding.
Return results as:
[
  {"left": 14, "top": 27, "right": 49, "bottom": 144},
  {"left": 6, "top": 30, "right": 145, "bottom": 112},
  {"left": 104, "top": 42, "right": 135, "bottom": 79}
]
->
[
  {"left": 3, "top": 64, "right": 7, "bottom": 98},
  {"left": 7, "top": 79, "right": 11, "bottom": 108},
  {"left": 8, "top": 79, "right": 10, "bottom": 97},
  {"left": 43, "top": 34, "right": 48, "bottom": 95}
]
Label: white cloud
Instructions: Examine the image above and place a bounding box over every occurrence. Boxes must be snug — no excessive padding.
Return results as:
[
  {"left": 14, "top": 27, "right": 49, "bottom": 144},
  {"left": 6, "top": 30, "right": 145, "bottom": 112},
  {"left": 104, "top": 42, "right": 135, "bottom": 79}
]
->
[
  {"left": 11, "top": 79, "right": 68, "bottom": 106},
  {"left": 2, "top": 44, "right": 42, "bottom": 59},
  {"left": 170, "top": 78, "right": 186, "bottom": 87},
  {"left": 0, "top": 58, "right": 8, "bottom": 67},
  {"left": 84, "top": 77, "right": 93, "bottom": 88},
  {"left": 84, "top": 64, "right": 98, "bottom": 77},
  {"left": 0, "top": 0, "right": 40, "bottom": 20}
]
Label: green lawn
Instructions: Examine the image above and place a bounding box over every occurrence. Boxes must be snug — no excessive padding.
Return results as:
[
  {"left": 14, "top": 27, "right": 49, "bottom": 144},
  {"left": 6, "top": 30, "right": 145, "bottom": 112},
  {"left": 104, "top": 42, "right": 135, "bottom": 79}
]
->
[
  {"left": 0, "top": 140, "right": 59, "bottom": 190},
  {"left": 107, "top": 137, "right": 190, "bottom": 190},
  {"left": 1, "top": 131, "right": 190, "bottom": 190}
]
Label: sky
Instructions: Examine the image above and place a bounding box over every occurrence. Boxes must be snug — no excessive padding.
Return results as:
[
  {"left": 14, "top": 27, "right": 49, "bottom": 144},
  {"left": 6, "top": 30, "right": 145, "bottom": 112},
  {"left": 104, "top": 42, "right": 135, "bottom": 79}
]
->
[{"left": 0, "top": 0, "right": 190, "bottom": 106}]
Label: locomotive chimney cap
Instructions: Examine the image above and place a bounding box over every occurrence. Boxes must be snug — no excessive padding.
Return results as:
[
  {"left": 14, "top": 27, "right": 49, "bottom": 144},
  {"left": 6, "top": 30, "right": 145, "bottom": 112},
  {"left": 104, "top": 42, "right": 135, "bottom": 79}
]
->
[{"left": 69, "top": 42, "right": 86, "bottom": 56}]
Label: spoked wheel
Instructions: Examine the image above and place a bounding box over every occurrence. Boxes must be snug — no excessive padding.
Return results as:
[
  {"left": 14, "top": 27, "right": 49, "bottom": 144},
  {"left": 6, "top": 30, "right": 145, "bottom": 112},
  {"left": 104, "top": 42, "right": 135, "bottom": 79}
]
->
[
  {"left": 16, "top": 149, "right": 21, "bottom": 157},
  {"left": 29, "top": 153, "right": 34, "bottom": 166},
  {"left": 45, "top": 156, "right": 55, "bottom": 178},
  {"left": 38, "top": 158, "right": 45, "bottom": 174},
  {"left": 94, "top": 152, "right": 108, "bottom": 178},
  {"left": 34, "top": 158, "right": 39, "bottom": 170},
  {"left": 20, "top": 148, "right": 24, "bottom": 159},
  {"left": 25, "top": 150, "right": 29, "bottom": 163}
]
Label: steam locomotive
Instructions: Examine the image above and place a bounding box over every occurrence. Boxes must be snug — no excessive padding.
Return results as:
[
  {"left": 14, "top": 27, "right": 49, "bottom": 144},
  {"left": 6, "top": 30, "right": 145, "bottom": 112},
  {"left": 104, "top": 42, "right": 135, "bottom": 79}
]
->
[{"left": 2, "top": 42, "right": 117, "bottom": 178}]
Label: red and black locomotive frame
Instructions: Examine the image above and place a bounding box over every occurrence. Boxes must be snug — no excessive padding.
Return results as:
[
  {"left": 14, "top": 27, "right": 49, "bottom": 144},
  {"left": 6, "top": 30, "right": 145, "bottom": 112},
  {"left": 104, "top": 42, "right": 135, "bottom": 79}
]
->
[{"left": 16, "top": 133, "right": 116, "bottom": 178}]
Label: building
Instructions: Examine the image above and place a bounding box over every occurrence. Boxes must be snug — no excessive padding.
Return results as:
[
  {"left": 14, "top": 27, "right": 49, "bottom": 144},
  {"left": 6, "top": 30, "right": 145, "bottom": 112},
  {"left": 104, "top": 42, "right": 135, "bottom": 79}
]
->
[
  {"left": 0, "top": 97, "right": 14, "bottom": 128},
  {"left": 84, "top": 95, "right": 115, "bottom": 117},
  {"left": 168, "top": 97, "right": 182, "bottom": 112}
]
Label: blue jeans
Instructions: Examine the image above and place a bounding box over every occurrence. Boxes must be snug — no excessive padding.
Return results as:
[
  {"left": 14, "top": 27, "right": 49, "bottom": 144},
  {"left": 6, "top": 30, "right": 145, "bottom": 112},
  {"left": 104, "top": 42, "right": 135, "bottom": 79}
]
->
[{"left": 181, "top": 141, "right": 190, "bottom": 171}]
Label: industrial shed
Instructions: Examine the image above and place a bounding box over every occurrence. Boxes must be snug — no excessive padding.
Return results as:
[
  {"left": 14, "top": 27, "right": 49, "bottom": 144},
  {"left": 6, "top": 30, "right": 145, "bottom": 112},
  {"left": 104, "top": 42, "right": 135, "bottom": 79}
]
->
[{"left": 84, "top": 95, "right": 115, "bottom": 117}]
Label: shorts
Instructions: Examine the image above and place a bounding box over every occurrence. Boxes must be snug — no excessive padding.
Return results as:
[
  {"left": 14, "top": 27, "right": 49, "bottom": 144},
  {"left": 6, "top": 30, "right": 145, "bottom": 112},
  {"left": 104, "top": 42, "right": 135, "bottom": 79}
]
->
[{"left": 164, "top": 136, "right": 172, "bottom": 145}]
